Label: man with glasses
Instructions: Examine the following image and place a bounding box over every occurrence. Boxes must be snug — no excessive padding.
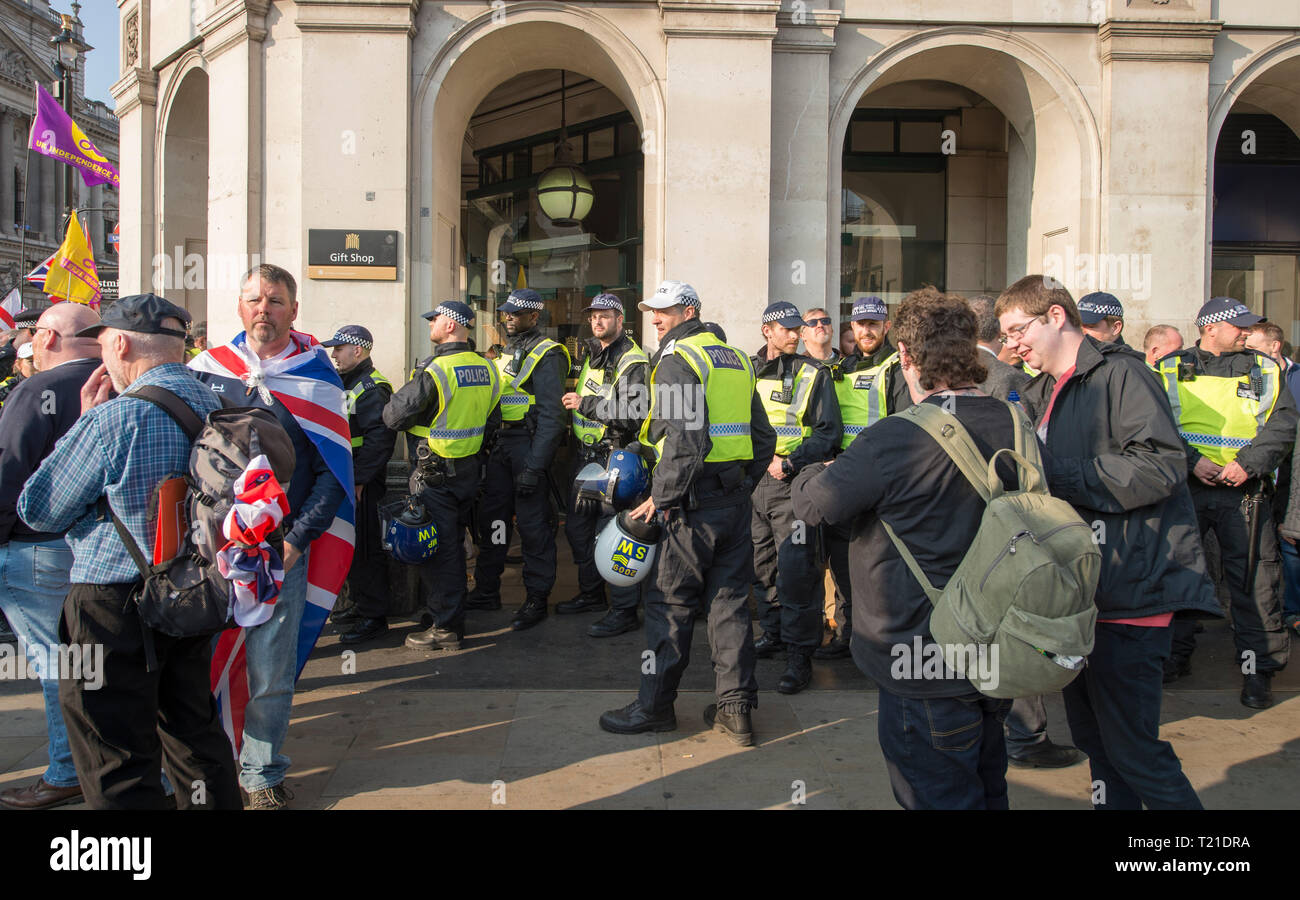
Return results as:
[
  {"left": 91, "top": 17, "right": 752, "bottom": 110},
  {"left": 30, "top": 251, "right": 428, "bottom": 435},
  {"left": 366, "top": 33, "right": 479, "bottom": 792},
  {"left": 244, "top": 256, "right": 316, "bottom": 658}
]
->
[
  {"left": 800, "top": 308, "right": 839, "bottom": 364},
  {"left": 0, "top": 303, "right": 102, "bottom": 809}
]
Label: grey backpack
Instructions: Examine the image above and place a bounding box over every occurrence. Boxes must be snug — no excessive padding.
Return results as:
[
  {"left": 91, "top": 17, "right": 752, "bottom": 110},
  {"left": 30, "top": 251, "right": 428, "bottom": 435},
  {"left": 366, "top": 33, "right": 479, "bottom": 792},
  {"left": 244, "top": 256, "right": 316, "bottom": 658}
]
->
[
  {"left": 108, "top": 387, "right": 295, "bottom": 645},
  {"left": 881, "top": 402, "right": 1100, "bottom": 699}
]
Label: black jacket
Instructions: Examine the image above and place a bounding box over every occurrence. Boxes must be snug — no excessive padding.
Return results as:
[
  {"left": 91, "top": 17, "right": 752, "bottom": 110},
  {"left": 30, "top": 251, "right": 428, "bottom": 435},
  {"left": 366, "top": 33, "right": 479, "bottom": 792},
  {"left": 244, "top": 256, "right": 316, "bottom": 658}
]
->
[
  {"left": 0, "top": 357, "right": 100, "bottom": 543},
  {"left": 341, "top": 358, "right": 395, "bottom": 488},
  {"left": 574, "top": 331, "right": 649, "bottom": 447},
  {"left": 646, "top": 318, "right": 776, "bottom": 509},
  {"left": 750, "top": 346, "right": 842, "bottom": 474},
  {"left": 855, "top": 340, "right": 912, "bottom": 416},
  {"left": 1153, "top": 343, "right": 1299, "bottom": 479},
  {"left": 383, "top": 341, "right": 502, "bottom": 457},
  {"left": 195, "top": 370, "right": 347, "bottom": 553},
  {"left": 499, "top": 326, "right": 569, "bottom": 472},
  {"left": 1020, "top": 337, "right": 1220, "bottom": 618},
  {"left": 792, "top": 394, "right": 1018, "bottom": 698}
]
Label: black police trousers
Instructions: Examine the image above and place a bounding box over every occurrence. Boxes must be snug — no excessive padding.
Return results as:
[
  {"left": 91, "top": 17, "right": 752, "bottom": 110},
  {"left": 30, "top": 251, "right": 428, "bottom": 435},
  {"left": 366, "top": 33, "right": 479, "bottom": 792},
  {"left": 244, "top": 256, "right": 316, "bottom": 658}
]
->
[
  {"left": 474, "top": 430, "right": 557, "bottom": 599},
  {"left": 350, "top": 475, "right": 392, "bottom": 619},
  {"left": 751, "top": 472, "right": 824, "bottom": 650},
  {"left": 824, "top": 519, "right": 853, "bottom": 631},
  {"left": 564, "top": 456, "right": 641, "bottom": 611},
  {"left": 638, "top": 491, "right": 758, "bottom": 713},
  {"left": 1174, "top": 483, "right": 1289, "bottom": 672},
  {"left": 414, "top": 463, "right": 482, "bottom": 632},
  {"left": 58, "top": 583, "right": 241, "bottom": 810}
]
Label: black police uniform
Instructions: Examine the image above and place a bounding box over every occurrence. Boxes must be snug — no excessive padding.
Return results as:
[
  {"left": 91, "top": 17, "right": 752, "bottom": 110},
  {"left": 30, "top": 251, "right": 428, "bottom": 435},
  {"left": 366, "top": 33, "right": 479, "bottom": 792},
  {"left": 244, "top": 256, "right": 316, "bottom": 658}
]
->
[
  {"left": 384, "top": 341, "right": 501, "bottom": 638},
  {"left": 561, "top": 332, "right": 649, "bottom": 624},
  {"left": 340, "top": 358, "right": 396, "bottom": 621},
  {"left": 470, "top": 325, "right": 568, "bottom": 627},
  {"left": 617, "top": 318, "right": 776, "bottom": 723},
  {"left": 1166, "top": 344, "right": 1297, "bottom": 676},
  {"left": 749, "top": 345, "right": 842, "bottom": 683}
]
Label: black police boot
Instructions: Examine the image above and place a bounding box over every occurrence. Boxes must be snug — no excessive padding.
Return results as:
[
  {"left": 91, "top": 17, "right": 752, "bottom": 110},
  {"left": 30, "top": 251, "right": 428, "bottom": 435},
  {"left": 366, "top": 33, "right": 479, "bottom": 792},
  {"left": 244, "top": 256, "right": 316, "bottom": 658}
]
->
[
  {"left": 555, "top": 591, "right": 607, "bottom": 615},
  {"left": 464, "top": 587, "right": 501, "bottom": 611},
  {"left": 589, "top": 607, "right": 639, "bottom": 638},
  {"left": 339, "top": 617, "right": 387, "bottom": 645},
  {"left": 1007, "top": 740, "right": 1085, "bottom": 769},
  {"left": 1162, "top": 654, "right": 1191, "bottom": 684},
  {"left": 330, "top": 605, "right": 362, "bottom": 625},
  {"left": 754, "top": 633, "right": 785, "bottom": 659},
  {"left": 405, "top": 624, "right": 462, "bottom": 651},
  {"left": 510, "top": 594, "right": 549, "bottom": 631},
  {"left": 599, "top": 699, "right": 676, "bottom": 735},
  {"left": 1241, "top": 672, "right": 1274, "bottom": 710},
  {"left": 704, "top": 703, "right": 753, "bottom": 747},
  {"left": 813, "top": 625, "right": 850, "bottom": 660},
  {"left": 778, "top": 648, "right": 814, "bottom": 695}
]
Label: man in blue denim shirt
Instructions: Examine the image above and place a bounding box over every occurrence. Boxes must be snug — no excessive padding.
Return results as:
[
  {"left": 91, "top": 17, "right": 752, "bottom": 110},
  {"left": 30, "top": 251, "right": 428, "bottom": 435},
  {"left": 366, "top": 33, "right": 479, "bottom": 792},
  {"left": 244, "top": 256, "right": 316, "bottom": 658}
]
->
[{"left": 18, "top": 293, "right": 241, "bottom": 810}]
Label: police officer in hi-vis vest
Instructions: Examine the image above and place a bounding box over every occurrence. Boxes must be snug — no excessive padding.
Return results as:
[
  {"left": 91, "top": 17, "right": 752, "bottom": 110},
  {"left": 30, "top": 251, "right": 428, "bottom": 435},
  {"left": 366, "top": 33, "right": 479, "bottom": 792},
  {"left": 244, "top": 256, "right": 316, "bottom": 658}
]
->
[
  {"left": 322, "top": 325, "right": 397, "bottom": 645},
  {"left": 383, "top": 301, "right": 503, "bottom": 649},
  {"left": 749, "top": 301, "right": 842, "bottom": 694},
  {"left": 1156, "top": 298, "right": 1296, "bottom": 709},
  {"left": 557, "top": 293, "right": 650, "bottom": 637},
  {"left": 466, "top": 288, "right": 571, "bottom": 631},
  {"left": 816, "top": 296, "right": 913, "bottom": 660},
  {"left": 599, "top": 281, "right": 776, "bottom": 745}
]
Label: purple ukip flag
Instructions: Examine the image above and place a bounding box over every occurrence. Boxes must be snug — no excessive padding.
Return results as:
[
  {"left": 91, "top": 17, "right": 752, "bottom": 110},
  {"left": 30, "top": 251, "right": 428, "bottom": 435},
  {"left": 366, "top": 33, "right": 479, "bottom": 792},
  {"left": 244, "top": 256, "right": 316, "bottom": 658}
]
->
[{"left": 28, "top": 84, "right": 119, "bottom": 188}]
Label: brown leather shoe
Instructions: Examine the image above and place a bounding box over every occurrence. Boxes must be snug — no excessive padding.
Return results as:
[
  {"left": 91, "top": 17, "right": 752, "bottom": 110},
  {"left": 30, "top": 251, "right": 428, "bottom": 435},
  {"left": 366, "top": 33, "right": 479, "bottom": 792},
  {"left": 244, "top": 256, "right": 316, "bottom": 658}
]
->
[{"left": 0, "top": 778, "right": 83, "bottom": 810}]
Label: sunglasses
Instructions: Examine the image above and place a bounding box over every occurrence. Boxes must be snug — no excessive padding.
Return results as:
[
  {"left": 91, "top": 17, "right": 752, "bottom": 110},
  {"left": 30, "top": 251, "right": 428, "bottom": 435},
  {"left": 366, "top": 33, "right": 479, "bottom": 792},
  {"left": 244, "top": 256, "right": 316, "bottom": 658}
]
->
[{"left": 803, "top": 317, "right": 833, "bottom": 328}]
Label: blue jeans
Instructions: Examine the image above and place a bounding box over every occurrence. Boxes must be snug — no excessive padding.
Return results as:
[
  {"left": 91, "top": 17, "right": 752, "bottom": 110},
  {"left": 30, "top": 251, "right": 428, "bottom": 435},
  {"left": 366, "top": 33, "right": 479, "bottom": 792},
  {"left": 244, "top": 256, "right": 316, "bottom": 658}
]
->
[
  {"left": 876, "top": 689, "right": 1013, "bottom": 810},
  {"left": 1280, "top": 536, "right": 1300, "bottom": 622},
  {"left": 238, "top": 547, "right": 309, "bottom": 792},
  {"left": 0, "top": 539, "right": 79, "bottom": 788},
  {"left": 1063, "top": 622, "right": 1202, "bottom": 810}
]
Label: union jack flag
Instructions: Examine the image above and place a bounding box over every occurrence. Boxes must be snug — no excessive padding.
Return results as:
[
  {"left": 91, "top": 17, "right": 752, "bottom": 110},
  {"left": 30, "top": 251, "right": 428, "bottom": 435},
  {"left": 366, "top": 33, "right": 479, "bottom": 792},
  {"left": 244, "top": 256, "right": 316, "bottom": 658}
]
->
[
  {"left": 25, "top": 251, "right": 55, "bottom": 286},
  {"left": 190, "top": 331, "right": 355, "bottom": 752}
]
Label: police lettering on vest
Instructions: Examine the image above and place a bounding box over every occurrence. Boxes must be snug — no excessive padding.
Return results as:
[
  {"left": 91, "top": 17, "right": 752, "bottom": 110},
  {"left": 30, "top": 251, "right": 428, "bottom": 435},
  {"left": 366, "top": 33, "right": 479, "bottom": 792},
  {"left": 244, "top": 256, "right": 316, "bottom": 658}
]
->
[
  {"left": 640, "top": 331, "right": 754, "bottom": 463},
  {"left": 424, "top": 351, "right": 504, "bottom": 458}
]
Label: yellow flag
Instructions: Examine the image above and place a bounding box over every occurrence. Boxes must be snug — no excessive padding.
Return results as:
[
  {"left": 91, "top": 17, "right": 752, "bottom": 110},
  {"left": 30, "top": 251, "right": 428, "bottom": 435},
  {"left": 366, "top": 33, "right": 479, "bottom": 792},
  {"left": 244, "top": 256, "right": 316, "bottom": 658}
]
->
[
  {"left": 44, "top": 213, "right": 100, "bottom": 305},
  {"left": 516, "top": 264, "right": 527, "bottom": 290}
]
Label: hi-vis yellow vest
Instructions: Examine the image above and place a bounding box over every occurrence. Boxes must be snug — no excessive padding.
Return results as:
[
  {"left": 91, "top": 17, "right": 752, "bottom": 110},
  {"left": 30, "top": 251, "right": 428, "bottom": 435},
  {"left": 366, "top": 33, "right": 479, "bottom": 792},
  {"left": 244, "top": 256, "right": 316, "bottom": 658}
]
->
[
  {"left": 345, "top": 370, "right": 393, "bottom": 449},
  {"left": 572, "top": 340, "right": 649, "bottom": 446},
  {"left": 1157, "top": 352, "right": 1280, "bottom": 466},
  {"left": 494, "top": 338, "right": 572, "bottom": 422},
  {"left": 640, "top": 331, "right": 755, "bottom": 464},
  {"left": 830, "top": 351, "right": 896, "bottom": 450},
  {"left": 423, "top": 351, "right": 503, "bottom": 458},
  {"left": 405, "top": 360, "right": 431, "bottom": 442},
  {"left": 757, "top": 356, "right": 819, "bottom": 456}
]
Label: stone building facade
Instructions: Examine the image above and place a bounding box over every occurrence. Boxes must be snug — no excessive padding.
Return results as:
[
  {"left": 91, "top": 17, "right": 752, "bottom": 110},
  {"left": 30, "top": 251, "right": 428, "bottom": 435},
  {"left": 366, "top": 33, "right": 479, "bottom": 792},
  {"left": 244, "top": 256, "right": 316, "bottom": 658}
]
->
[
  {"left": 0, "top": 0, "right": 117, "bottom": 307},
  {"left": 114, "top": 0, "right": 1300, "bottom": 382}
]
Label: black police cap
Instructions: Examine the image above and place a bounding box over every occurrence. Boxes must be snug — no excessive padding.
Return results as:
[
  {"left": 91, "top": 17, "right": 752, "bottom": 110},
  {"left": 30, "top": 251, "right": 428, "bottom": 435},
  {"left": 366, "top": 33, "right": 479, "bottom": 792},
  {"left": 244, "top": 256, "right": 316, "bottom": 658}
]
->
[{"left": 76, "top": 293, "right": 192, "bottom": 339}]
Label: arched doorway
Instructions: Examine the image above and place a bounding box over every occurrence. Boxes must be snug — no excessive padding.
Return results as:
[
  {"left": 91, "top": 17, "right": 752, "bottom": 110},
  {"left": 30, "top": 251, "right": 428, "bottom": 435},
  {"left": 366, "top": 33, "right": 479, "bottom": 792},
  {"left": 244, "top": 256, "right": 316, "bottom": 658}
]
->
[
  {"left": 829, "top": 33, "right": 1100, "bottom": 317},
  {"left": 1208, "top": 48, "right": 1300, "bottom": 345},
  {"left": 159, "top": 66, "right": 209, "bottom": 320}
]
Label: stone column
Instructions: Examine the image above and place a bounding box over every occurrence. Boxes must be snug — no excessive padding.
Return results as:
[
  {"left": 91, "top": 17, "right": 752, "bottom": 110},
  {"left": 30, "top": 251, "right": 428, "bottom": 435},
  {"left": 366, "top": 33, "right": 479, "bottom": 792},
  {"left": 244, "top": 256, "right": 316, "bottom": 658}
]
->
[
  {"left": 769, "top": 10, "right": 837, "bottom": 314},
  {"left": 110, "top": 61, "right": 159, "bottom": 294},
  {"left": 1097, "top": 1, "right": 1220, "bottom": 331},
  {"left": 0, "top": 109, "right": 13, "bottom": 235},
  {"left": 661, "top": 0, "right": 780, "bottom": 345},
  {"left": 90, "top": 182, "right": 104, "bottom": 256}
]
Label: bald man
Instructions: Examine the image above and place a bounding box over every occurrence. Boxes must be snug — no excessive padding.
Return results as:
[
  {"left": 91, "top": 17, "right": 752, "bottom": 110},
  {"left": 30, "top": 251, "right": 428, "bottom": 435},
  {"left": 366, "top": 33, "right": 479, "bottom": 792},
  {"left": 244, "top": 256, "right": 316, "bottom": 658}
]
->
[{"left": 0, "top": 302, "right": 102, "bottom": 809}]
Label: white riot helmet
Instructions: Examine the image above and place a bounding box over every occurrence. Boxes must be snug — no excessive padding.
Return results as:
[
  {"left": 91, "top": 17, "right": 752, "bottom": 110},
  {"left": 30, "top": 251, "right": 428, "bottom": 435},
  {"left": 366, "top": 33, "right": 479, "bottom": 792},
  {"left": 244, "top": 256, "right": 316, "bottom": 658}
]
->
[{"left": 594, "top": 512, "right": 663, "bottom": 586}]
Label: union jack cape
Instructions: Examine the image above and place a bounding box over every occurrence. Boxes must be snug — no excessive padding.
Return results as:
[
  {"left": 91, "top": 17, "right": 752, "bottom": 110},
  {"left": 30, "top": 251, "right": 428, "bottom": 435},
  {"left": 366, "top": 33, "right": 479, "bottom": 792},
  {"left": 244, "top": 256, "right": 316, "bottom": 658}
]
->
[{"left": 189, "top": 330, "right": 355, "bottom": 750}]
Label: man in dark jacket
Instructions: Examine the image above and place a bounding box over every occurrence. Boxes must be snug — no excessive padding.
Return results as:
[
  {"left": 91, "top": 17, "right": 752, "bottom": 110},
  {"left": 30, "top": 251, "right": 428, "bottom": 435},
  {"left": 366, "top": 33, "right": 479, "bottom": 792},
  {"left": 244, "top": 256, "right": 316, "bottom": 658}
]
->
[
  {"left": 0, "top": 302, "right": 101, "bottom": 809},
  {"left": 793, "top": 289, "right": 1017, "bottom": 809},
  {"left": 998, "top": 275, "right": 1220, "bottom": 810},
  {"left": 322, "top": 325, "right": 396, "bottom": 644}
]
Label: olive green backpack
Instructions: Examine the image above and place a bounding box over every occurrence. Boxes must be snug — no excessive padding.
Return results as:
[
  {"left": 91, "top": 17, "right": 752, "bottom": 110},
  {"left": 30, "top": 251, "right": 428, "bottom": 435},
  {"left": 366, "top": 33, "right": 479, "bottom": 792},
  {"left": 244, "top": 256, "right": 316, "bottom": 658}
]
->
[{"left": 881, "top": 402, "right": 1100, "bottom": 699}]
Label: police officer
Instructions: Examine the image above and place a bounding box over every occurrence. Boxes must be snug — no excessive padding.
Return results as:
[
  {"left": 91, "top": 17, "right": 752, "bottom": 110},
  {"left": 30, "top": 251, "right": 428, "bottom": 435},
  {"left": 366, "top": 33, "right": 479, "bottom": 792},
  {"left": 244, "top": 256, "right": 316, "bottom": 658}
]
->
[
  {"left": 557, "top": 293, "right": 650, "bottom": 637},
  {"left": 599, "top": 281, "right": 776, "bottom": 744},
  {"left": 466, "top": 288, "right": 570, "bottom": 630},
  {"left": 1156, "top": 298, "right": 1296, "bottom": 708},
  {"left": 322, "top": 325, "right": 397, "bottom": 644},
  {"left": 748, "top": 301, "right": 841, "bottom": 694},
  {"left": 384, "top": 301, "right": 502, "bottom": 649},
  {"left": 1078, "top": 292, "right": 1127, "bottom": 346},
  {"left": 0, "top": 343, "right": 18, "bottom": 410}
]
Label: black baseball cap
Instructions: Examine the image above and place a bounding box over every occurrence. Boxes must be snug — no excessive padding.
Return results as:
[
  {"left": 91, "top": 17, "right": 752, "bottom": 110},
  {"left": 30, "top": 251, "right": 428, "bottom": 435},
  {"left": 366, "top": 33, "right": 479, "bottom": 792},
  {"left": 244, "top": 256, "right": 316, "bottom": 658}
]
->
[{"left": 76, "top": 293, "right": 191, "bottom": 339}]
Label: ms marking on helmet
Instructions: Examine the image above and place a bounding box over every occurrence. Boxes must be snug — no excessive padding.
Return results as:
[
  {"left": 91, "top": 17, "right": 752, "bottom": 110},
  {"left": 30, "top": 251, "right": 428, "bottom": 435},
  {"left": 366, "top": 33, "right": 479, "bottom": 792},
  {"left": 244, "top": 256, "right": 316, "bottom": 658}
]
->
[
  {"left": 890, "top": 637, "right": 1001, "bottom": 693},
  {"left": 454, "top": 364, "right": 493, "bottom": 387},
  {"left": 702, "top": 345, "right": 745, "bottom": 370},
  {"left": 610, "top": 537, "right": 651, "bottom": 578}
]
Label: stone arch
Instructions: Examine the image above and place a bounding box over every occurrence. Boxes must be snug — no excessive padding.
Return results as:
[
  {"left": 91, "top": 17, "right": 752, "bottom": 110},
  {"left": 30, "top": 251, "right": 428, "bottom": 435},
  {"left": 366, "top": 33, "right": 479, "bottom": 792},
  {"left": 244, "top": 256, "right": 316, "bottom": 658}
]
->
[
  {"left": 157, "top": 54, "right": 209, "bottom": 318},
  {"left": 828, "top": 27, "right": 1101, "bottom": 305},
  {"left": 411, "top": 3, "right": 665, "bottom": 366}
]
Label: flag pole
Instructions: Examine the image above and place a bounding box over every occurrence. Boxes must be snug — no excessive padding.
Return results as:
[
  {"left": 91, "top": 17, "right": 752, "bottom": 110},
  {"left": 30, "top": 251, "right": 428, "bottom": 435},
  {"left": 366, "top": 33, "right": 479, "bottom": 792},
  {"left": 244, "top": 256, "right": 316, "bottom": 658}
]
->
[{"left": 17, "top": 131, "right": 31, "bottom": 306}]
